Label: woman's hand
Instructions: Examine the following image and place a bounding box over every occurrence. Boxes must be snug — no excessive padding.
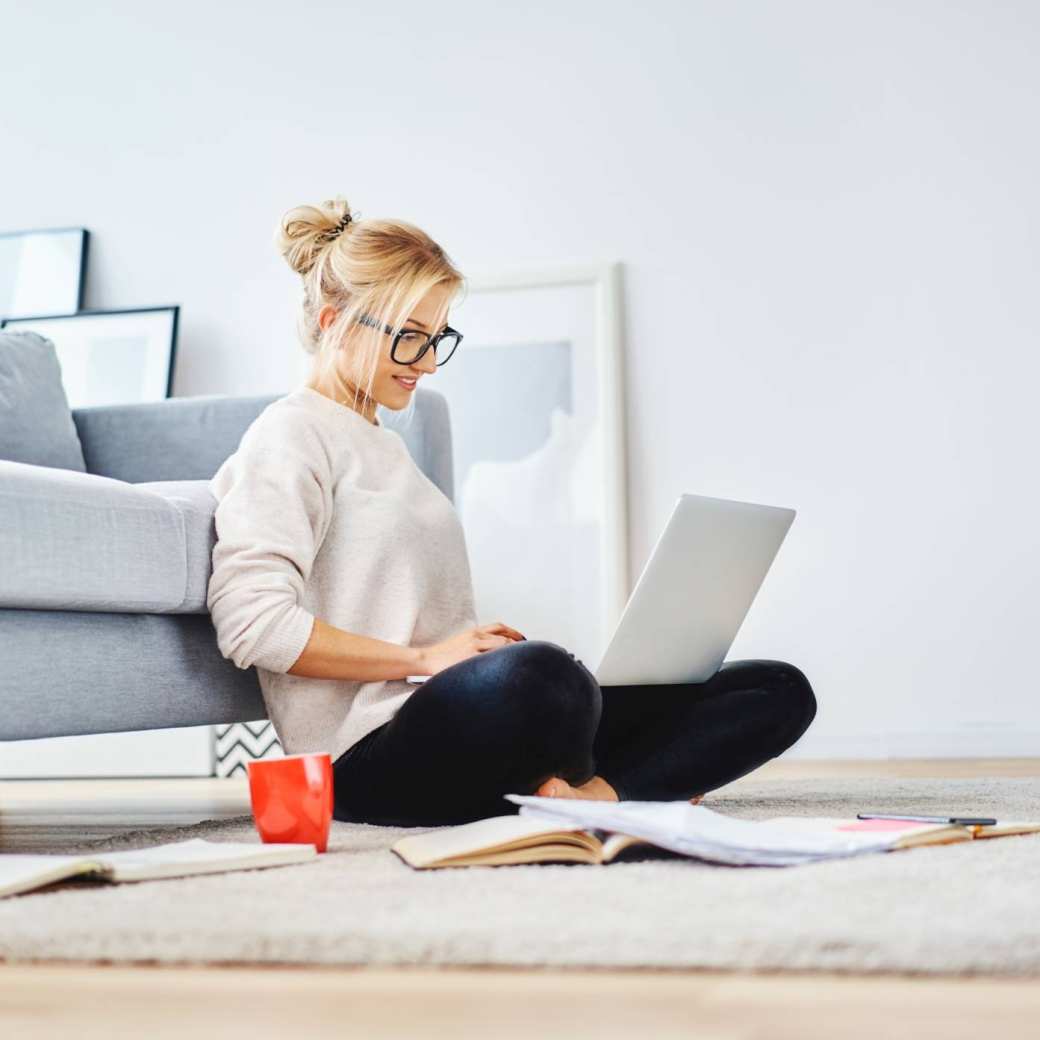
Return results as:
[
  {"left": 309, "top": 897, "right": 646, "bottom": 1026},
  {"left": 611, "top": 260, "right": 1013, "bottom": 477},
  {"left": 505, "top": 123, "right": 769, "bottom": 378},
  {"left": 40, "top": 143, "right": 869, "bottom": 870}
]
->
[{"left": 416, "top": 621, "right": 526, "bottom": 676}]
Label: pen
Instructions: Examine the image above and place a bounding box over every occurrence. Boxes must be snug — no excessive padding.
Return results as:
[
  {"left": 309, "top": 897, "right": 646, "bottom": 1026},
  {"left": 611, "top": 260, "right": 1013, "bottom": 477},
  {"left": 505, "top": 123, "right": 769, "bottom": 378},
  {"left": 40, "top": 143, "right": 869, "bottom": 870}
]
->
[{"left": 857, "top": 813, "right": 997, "bottom": 826}]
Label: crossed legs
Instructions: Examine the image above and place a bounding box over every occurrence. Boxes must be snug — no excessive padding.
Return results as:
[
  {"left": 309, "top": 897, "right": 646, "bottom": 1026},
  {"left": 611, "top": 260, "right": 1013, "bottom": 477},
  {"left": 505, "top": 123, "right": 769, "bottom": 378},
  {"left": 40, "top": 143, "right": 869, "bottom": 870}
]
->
[{"left": 331, "top": 639, "right": 817, "bottom": 827}]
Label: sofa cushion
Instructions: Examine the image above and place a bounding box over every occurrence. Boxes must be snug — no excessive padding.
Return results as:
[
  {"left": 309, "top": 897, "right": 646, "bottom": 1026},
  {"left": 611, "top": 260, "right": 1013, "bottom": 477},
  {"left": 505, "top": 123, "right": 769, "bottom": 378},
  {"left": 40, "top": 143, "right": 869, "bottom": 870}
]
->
[
  {"left": 0, "top": 461, "right": 188, "bottom": 612},
  {"left": 0, "top": 330, "right": 87, "bottom": 472}
]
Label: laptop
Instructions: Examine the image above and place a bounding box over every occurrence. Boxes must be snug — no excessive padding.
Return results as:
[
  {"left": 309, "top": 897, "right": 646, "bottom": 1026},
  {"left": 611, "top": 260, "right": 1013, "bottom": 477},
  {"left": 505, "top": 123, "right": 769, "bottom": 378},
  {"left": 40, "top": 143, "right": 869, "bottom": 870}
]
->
[{"left": 407, "top": 492, "right": 795, "bottom": 687}]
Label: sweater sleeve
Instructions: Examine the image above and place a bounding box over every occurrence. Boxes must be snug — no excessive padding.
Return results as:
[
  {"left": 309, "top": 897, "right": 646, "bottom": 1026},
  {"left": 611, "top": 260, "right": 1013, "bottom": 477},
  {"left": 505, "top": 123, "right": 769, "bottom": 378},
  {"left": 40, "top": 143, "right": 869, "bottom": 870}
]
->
[{"left": 206, "top": 410, "right": 332, "bottom": 673}]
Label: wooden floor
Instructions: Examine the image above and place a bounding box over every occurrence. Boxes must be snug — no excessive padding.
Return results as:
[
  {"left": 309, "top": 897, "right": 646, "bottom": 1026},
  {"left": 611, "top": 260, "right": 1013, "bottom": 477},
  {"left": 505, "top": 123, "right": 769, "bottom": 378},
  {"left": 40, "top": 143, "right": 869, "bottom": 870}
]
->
[{"left": 1, "top": 757, "right": 1038, "bottom": 1039}]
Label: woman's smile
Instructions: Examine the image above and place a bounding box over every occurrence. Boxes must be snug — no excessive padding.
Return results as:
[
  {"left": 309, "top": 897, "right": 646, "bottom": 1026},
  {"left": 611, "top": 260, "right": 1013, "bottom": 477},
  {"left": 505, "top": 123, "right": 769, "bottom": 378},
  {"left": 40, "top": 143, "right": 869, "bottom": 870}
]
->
[{"left": 394, "top": 375, "right": 418, "bottom": 391}]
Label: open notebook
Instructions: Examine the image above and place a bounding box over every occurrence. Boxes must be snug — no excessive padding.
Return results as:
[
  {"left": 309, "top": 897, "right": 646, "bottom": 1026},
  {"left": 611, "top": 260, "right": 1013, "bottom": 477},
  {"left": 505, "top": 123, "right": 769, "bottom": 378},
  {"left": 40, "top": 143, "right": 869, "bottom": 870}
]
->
[
  {"left": 391, "top": 797, "right": 1040, "bottom": 869},
  {"left": 0, "top": 838, "right": 317, "bottom": 899}
]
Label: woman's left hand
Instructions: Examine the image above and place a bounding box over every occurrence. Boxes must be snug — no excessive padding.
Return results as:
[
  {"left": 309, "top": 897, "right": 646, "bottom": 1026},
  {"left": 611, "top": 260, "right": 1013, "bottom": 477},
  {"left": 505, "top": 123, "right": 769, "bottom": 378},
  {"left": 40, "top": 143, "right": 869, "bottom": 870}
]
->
[{"left": 481, "top": 621, "right": 526, "bottom": 643}]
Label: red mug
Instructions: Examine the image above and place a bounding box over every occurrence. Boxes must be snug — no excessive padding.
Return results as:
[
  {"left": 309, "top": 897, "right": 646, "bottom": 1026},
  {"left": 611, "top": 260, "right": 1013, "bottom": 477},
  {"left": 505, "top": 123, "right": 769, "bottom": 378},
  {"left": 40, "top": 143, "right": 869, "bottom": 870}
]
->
[{"left": 247, "top": 752, "right": 333, "bottom": 854}]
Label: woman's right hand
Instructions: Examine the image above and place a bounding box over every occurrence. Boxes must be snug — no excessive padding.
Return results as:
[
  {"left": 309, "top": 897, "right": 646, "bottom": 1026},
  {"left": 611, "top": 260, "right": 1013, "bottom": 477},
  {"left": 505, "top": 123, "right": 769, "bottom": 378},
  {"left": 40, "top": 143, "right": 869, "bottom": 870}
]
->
[{"left": 417, "top": 622, "right": 526, "bottom": 676}]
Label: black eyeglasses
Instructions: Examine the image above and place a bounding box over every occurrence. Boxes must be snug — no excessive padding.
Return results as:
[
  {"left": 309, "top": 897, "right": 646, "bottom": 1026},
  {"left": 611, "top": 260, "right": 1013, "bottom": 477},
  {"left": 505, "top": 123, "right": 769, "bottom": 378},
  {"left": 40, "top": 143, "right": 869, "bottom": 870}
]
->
[{"left": 356, "top": 313, "right": 463, "bottom": 366}]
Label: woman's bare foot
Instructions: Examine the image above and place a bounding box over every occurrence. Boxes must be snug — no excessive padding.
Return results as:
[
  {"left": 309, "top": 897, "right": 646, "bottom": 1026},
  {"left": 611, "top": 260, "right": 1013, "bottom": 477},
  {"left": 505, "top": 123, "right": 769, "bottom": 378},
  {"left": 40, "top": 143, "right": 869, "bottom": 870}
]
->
[
  {"left": 535, "top": 774, "right": 619, "bottom": 800},
  {"left": 535, "top": 777, "right": 705, "bottom": 805}
]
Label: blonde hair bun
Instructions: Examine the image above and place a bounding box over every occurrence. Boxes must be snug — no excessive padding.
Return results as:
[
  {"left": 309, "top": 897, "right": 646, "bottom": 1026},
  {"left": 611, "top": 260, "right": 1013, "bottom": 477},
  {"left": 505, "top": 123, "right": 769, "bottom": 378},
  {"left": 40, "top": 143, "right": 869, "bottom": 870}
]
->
[
  {"left": 276, "top": 195, "right": 355, "bottom": 277},
  {"left": 274, "top": 194, "right": 464, "bottom": 418}
]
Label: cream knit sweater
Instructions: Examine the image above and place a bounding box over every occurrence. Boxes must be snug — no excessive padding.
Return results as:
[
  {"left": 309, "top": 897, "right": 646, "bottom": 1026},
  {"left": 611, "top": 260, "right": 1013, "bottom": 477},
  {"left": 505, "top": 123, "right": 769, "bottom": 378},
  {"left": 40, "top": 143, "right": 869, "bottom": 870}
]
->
[{"left": 207, "top": 385, "right": 479, "bottom": 763}]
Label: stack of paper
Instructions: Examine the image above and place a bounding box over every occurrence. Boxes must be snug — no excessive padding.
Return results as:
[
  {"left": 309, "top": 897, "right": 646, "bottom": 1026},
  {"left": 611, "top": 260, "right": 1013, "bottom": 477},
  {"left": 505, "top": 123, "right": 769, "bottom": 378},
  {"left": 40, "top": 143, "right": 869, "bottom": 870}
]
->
[{"left": 504, "top": 795, "right": 906, "bottom": 866}]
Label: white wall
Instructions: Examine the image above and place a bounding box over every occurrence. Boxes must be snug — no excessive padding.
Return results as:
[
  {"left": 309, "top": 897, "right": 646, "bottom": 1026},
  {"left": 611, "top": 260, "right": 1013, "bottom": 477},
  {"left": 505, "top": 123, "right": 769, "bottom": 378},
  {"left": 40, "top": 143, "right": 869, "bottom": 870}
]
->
[{"left": 3, "top": 1, "right": 1038, "bottom": 757}]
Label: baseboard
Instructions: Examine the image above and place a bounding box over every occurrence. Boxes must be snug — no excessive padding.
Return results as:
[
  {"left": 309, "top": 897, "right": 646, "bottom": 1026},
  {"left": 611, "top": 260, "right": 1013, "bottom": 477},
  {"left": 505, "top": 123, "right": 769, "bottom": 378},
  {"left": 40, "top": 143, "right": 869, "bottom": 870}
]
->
[{"left": 785, "top": 729, "right": 1040, "bottom": 759}]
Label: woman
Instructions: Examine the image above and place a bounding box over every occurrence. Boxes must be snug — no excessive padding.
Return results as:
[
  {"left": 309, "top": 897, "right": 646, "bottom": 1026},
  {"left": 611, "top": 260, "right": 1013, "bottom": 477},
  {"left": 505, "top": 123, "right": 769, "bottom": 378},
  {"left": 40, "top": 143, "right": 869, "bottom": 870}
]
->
[{"left": 207, "top": 195, "right": 817, "bottom": 827}]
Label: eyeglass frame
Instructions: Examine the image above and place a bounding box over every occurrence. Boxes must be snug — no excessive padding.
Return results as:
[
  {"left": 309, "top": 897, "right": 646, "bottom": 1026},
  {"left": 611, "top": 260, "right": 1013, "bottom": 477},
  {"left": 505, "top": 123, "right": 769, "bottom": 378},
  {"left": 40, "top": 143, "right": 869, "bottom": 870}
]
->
[{"left": 355, "top": 312, "right": 463, "bottom": 366}]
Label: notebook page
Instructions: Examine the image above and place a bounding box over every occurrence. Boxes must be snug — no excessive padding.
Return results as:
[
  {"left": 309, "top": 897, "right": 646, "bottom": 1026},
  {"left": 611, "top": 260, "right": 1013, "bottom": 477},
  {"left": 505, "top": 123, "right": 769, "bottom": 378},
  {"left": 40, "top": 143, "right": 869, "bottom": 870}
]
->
[
  {"left": 765, "top": 816, "right": 961, "bottom": 839},
  {"left": 971, "top": 820, "right": 1040, "bottom": 837},
  {"left": 94, "top": 838, "right": 317, "bottom": 880},
  {"left": 0, "top": 855, "right": 101, "bottom": 899},
  {"left": 392, "top": 815, "right": 588, "bottom": 867}
]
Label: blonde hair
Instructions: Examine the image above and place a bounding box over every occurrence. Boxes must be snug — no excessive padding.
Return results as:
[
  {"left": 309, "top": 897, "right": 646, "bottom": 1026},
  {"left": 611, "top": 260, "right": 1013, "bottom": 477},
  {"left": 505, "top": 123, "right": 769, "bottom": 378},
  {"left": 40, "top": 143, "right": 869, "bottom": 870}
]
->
[{"left": 275, "top": 195, "right": 465, "bottom": 419}]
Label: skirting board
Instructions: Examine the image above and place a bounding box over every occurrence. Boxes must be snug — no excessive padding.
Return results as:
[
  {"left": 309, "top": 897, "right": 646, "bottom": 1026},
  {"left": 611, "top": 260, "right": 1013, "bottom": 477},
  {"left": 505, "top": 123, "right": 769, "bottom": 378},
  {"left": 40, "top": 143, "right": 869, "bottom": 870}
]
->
[
  {"left": 0, "top": 726, "right": 214, "bottom": 779},
  {"left": 787, "top": 728, "right": 1040, "bottom": 759}
]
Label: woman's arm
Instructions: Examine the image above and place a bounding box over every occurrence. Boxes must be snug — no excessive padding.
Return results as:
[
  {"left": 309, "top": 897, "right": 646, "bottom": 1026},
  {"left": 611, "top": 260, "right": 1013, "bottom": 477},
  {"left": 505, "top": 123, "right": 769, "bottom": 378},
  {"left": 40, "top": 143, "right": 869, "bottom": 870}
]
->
[
  {"left": 288, "top": 618, "right": 529, "bottom": 681},
  {"left": 207, "top": 411, "right": 333, "bottom": 675},
  {"left": 287, "top": 617, "right": 427, "bottom": 681}
]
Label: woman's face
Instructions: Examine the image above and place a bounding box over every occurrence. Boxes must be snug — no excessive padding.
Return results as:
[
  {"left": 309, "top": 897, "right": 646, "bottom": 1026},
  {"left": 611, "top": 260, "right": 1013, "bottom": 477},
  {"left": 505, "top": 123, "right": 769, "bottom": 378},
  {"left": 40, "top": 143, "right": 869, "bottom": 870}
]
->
[{"left": 317, "top": 282, "right": 453, "bottom": 421}]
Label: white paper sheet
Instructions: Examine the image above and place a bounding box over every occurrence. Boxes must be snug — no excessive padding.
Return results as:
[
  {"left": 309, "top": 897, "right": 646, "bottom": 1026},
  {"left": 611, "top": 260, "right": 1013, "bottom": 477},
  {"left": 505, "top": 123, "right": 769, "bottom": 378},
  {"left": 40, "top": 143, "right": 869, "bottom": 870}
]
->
[{"left": 504, "top": 796, "right": 900, "bottom": 866}]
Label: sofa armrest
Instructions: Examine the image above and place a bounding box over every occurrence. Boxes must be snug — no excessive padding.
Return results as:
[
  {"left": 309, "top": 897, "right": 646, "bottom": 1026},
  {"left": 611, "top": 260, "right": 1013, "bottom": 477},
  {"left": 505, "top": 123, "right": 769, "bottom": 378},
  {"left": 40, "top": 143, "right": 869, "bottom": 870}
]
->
[
  {"left": 0, "top": 460, "right": 187, "bottom": 611},
  {"left": 72, "top": 394, "right": 282, "bottom": 482}
]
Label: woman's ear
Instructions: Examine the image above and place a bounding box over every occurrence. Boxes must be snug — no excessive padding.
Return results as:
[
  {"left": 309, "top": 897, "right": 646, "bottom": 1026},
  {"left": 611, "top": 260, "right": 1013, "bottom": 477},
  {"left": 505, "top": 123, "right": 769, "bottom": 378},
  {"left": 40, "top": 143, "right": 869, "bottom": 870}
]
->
[{"left": 318, "top": 304, "right": 338, "bottom": 332}]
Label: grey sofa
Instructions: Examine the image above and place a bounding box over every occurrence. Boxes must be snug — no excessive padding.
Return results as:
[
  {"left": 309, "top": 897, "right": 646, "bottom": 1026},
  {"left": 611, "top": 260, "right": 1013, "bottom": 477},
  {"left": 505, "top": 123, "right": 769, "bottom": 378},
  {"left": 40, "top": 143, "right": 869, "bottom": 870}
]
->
[{"left": 0, "top": 330, "right": 455, "bottom": 744}]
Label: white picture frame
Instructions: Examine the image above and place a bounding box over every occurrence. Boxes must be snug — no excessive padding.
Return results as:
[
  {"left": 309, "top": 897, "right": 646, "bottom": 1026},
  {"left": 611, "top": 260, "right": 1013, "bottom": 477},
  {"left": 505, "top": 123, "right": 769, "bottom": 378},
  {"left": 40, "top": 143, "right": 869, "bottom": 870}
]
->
[{"left": 429, "top": 261, "right": 629, "bottom": 666}]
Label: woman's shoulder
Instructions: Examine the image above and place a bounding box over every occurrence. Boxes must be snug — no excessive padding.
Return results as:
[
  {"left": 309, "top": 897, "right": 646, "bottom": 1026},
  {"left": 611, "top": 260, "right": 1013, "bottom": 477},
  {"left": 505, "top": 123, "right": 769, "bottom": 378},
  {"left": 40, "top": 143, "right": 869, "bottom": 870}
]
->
[
  {"left": 240, "top": 389, "right": 337, "bottom": 451},
  {"left": 210, "top": 391, "right": 339, "bottom": 490}
]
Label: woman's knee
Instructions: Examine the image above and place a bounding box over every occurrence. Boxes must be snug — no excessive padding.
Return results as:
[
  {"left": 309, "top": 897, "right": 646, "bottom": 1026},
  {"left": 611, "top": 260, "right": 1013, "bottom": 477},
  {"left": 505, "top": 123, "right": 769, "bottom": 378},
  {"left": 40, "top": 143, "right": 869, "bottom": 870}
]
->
[
  {"left": 502, "top": 639, "right": 601, "bottom": 723},
  {"left": 448, "top": 639, "right": 597, "bottom": 789},
  {"left": 490, "top": 640, "right": 601, "bottom": 770},
  {"left": 760, "top": 660, "right": 817, "bottom": 744}
]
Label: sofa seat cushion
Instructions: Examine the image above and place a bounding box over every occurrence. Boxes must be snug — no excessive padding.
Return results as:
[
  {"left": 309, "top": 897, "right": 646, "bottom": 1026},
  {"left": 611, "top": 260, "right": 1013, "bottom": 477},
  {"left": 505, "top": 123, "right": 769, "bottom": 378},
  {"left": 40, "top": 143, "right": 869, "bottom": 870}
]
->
[{"left": 0, "top": 461, "right": 191, "bottom": 612}]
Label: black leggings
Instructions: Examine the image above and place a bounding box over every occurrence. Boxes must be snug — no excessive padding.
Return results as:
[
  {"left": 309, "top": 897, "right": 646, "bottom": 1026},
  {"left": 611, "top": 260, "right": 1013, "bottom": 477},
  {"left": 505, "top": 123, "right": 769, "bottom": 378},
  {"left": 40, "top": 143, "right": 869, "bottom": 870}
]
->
[{"left": 332, "top": 639, "right": 817, "bottom": 827}]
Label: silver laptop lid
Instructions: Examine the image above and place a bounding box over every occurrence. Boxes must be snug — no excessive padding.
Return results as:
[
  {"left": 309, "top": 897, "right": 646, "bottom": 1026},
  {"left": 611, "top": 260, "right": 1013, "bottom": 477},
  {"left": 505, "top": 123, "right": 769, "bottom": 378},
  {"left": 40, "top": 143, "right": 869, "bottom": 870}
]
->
[{"left": 594, "top": 493, "right": 796, "bottom": 687}]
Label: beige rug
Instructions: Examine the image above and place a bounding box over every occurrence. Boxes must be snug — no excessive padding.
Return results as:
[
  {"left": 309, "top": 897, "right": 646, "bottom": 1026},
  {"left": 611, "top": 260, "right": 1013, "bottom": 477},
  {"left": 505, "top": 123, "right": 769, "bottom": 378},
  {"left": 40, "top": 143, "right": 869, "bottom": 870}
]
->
[{"left": 1, "top": 776, "right": 1038, "bottom": 975}]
